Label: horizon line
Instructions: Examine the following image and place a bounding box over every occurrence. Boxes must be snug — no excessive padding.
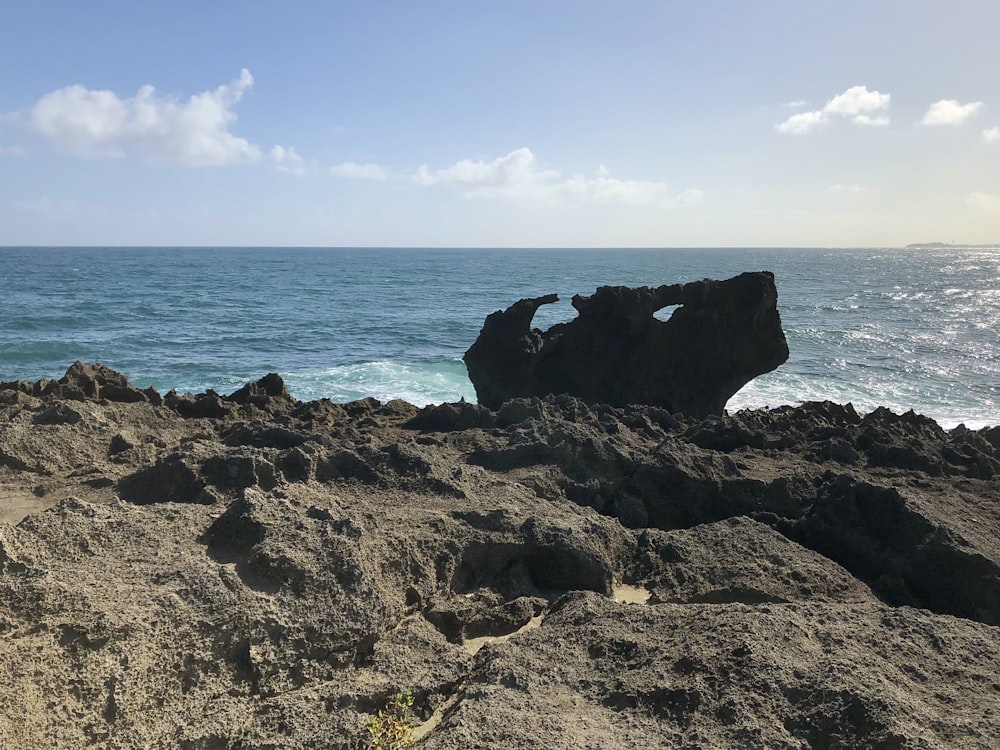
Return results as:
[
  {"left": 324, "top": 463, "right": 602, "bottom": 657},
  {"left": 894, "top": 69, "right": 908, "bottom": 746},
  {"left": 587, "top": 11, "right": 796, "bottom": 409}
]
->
[{"left": 3, "top": 243, "right": 998, "bottom": 251}]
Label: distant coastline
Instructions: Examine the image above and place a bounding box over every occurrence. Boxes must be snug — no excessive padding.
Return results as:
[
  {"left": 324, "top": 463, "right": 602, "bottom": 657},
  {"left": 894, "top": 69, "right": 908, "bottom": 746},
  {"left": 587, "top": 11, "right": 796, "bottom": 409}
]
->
[{"left": 904, "top": 242, "right": 1000, "bottom": 250}]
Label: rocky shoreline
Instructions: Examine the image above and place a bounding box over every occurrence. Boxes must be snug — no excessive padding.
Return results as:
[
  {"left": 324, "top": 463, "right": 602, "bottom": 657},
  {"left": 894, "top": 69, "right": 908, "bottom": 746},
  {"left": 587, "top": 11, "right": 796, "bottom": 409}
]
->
[{"left": 1, "top": 363, "right": 998, "bottom": 748}]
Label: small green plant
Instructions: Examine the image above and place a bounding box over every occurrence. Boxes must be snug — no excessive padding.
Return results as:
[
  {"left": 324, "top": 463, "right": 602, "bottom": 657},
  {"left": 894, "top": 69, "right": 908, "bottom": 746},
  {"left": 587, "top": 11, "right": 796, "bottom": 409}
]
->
[{"left": 362, "top": 692, "right": 415, "bottom": 750}]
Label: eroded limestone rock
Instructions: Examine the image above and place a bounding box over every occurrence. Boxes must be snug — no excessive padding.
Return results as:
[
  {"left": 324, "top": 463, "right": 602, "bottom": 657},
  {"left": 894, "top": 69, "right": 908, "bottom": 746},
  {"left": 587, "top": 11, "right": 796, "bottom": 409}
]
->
[{"left": 464, "top": 272, "right": 789, "bottom": 417}]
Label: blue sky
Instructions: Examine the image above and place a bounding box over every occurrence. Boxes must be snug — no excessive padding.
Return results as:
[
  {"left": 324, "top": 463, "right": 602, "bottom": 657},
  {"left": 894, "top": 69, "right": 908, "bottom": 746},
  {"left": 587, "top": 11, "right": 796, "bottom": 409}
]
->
[{"left": 1, "top": 1, "right": 998, "bottom": 247}]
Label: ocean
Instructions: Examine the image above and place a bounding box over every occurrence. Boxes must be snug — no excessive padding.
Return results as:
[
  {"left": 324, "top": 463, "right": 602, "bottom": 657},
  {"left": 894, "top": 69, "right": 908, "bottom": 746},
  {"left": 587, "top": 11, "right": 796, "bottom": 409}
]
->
[{"left": 1, "top": 247, "right": 997, "bottom": 429}]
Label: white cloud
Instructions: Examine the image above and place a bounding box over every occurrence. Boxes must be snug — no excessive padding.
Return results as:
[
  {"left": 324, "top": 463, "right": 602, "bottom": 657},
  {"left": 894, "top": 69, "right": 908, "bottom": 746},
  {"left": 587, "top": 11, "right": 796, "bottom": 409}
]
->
[
  {"left": 28, "top": 69, "right": 261, "bottom": 166},
  {"left": 982, "top": 127, "right": 1000, "bottom": 143},
  {"left": 852, "top": 114, "right": 890, "bottom": 127},
  {"left": 330, "top": 161, "right": 389, "bottom": 180},
  {"left": 270, "top": 145, "right": 307, "bottom": 176},
  {"left": 776, "top": 110, "right": 828, "bottom": 135},
  {"left": 824, "top": 86, "right": 891, "bottom": 116},
  {"left": 781, "top": 99, "right": 808, "bottom": 108},
  {"left": 556, "top": 173, "right": 671, "bottom": 205},
  {"left": 776, "top": 85, "right": 890, "bottom": 134},
  {"left": 415, "top": 148, "right": 697, "bottom": 207},
  {"left": 968, "top": 192, "right": 1000, "bottom": 211},
  {"left": 415, "top": 148, "right": 557, "bottom": 191},
  {"left": 922, "top": 99, "right": 982, "bottom": 126}
]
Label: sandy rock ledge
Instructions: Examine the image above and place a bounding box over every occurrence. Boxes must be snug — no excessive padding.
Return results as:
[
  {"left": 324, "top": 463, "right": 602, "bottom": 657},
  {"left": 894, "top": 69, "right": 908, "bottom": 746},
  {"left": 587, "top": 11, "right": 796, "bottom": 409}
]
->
[{"left": 0, "top": 364, "right": 998, "bottom": 749}]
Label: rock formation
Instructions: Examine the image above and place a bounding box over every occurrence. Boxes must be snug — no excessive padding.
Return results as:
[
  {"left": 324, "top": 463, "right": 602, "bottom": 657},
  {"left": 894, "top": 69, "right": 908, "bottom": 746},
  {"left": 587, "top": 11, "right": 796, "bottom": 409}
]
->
[
  {"left": 464, "top": 272, "right": 789, "bottom": 417},
  {"left": 0, "top": 364, "right": 998, "bottom": 749}
]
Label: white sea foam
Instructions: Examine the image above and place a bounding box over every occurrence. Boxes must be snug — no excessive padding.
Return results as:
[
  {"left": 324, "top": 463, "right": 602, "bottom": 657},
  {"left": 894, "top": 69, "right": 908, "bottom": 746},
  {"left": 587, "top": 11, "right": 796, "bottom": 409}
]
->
[{"left": 285, "top": 360, "right": 475, "bottom": 406}]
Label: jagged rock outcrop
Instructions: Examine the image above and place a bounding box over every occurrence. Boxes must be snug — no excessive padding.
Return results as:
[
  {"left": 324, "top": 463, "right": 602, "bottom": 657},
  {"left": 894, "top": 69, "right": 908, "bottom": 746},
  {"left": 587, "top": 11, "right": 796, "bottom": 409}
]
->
[
  {"left": 464, "top": 272, "right": 789, "bottom": 417},
  {"left": 1, "top": 365, "right": 998, "bottom": 749},
  {"left": 0, "top": 360, "right": 161, "bottom": 405}
]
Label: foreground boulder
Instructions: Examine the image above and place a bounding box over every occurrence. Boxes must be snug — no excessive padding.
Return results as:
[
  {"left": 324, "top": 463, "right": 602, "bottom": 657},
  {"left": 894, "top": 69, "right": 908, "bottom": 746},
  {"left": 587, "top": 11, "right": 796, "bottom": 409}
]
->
[{"left": 464, "top": 272, "right": 789, "bottom": 417}]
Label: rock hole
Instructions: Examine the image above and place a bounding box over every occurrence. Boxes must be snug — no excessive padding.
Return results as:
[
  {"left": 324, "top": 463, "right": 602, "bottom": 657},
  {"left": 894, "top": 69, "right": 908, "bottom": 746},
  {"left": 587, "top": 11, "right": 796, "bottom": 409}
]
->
[
  {"left": 461, "top": 613, "right": 544, "bottom": 656},
  {"left": 117, "top": 455, "right": 210, "bottom": 505},
  {"left": 530, "top": 298, "right": 578, "bottom": 330},
  {"left": 452, "top": 541, "right": 610, "bottom": 599},
  {"left": 653, "top": 304, "right": 681, "bottom": 322}
]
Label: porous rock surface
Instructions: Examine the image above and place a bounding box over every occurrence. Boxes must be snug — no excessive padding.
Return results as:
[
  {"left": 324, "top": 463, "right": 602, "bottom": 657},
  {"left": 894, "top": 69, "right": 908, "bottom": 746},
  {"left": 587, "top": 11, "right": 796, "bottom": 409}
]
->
[
  {"left": 463, "top": 273, "right": 789, "bottom": 417},
  {"left": 0, "top": 363, "right": 998, "bottom": 749}
]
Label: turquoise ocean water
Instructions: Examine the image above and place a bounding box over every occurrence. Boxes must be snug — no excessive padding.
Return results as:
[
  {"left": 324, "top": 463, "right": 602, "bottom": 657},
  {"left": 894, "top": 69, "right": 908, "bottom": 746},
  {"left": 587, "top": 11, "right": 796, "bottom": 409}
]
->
[{"left": 1, "top": 247, "right": 997, "bottom": 428}]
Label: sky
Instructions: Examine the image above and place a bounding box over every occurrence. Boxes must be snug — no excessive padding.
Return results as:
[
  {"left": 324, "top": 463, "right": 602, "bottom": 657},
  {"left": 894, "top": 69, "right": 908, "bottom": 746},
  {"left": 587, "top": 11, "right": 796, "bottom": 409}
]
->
[{"left": 1, "top": 1, "right": 999, "bottom": 247}]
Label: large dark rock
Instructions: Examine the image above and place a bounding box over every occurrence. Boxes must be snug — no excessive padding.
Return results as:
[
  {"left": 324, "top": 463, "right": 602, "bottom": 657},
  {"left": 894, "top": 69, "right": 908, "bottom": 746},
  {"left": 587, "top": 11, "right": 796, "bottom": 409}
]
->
[{"left": 464, "top": 272, "right": 789, "bottom": 417}]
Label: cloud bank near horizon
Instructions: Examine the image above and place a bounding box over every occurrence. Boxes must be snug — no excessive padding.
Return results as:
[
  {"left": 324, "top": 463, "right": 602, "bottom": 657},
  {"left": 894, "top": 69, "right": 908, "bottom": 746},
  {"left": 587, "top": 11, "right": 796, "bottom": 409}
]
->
[{"left": 415, "top": 148, "right": 702, "bottom": 207}]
